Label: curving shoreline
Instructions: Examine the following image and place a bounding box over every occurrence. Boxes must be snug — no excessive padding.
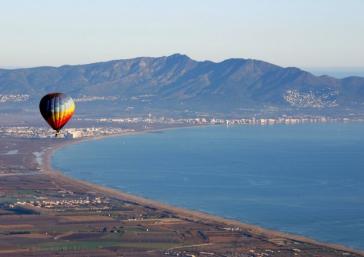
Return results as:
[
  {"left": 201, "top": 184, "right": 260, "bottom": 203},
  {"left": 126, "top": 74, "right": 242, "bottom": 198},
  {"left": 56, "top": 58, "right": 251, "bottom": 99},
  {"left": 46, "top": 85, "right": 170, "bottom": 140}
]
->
[{"left": 41, "top": 130, "right": 364, "bottom": 256}]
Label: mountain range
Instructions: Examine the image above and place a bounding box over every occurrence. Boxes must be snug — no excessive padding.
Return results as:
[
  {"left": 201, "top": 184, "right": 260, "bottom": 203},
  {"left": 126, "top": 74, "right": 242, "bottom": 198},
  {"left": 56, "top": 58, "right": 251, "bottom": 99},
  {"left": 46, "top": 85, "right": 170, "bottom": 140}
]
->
[{"left": 1, "top": 54, "right": 364, "bottom": 117}]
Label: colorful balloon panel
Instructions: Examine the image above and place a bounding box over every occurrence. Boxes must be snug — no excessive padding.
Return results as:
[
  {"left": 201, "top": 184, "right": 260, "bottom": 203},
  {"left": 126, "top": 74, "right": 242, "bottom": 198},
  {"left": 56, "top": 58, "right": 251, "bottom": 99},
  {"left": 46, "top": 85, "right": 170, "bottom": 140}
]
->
[{"left": 39, "top": 93, "right": 75, "bottom": 132}]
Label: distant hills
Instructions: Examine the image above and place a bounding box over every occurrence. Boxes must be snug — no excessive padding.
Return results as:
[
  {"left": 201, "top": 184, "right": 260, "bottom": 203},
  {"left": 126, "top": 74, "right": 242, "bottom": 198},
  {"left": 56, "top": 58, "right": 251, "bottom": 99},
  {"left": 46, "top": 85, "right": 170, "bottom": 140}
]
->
[{"left": 1, "top": 54, "right": 364, "bottom": 117}]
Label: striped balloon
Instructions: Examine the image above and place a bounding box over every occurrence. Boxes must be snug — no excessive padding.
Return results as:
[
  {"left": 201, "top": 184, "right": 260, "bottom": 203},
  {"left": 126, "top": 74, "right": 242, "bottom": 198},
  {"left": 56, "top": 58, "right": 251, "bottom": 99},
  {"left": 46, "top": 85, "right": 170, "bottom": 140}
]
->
[{"left": 39, "top": 93, "right": 75, "bottom": 133}]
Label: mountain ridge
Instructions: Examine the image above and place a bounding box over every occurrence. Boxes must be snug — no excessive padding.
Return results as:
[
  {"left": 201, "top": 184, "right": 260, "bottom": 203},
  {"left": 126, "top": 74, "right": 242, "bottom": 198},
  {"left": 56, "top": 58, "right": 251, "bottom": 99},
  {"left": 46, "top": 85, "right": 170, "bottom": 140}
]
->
[{"left": 1, "top": 54, "right": 364, "bottom": 116}]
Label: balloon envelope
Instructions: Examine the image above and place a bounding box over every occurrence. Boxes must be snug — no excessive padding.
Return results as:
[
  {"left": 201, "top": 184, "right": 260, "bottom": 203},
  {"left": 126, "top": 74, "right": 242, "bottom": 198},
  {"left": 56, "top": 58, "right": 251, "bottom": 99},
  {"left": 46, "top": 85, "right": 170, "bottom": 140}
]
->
[{"left": 39, "top": 93, "right": 75, "bottom": 132}]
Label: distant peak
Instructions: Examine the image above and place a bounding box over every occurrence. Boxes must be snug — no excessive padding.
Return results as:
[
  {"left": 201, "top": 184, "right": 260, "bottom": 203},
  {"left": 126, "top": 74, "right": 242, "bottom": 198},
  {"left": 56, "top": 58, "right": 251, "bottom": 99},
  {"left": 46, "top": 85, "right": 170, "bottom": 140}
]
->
[
  {"left": 167, "top": 53, "right": 191, "bottom": 60},
  {"left": 219, "top": 58, "right": 247, "bottom": 64}
]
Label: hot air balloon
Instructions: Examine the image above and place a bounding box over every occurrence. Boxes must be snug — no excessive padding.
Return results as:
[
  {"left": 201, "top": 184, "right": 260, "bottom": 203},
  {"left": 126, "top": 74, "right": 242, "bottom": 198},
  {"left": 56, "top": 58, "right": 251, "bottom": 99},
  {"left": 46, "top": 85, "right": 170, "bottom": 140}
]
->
[{"left": 39, "top": 93, "right": 75, "bottom": 136}]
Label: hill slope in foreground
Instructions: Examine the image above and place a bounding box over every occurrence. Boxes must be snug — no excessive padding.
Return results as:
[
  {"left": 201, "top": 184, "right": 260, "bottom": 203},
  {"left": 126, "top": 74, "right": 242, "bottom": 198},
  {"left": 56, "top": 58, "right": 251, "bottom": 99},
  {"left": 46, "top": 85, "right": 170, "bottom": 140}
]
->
[{"left": 1, "top": 54, "right": 364, "bottom": 117}]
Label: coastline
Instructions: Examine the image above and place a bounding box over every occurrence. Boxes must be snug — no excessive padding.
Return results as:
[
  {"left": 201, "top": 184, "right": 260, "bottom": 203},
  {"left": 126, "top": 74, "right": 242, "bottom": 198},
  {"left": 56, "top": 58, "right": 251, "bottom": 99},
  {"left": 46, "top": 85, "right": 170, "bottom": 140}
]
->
[{"left": 41, "top": 129, "right": 364, "bottom": 256}]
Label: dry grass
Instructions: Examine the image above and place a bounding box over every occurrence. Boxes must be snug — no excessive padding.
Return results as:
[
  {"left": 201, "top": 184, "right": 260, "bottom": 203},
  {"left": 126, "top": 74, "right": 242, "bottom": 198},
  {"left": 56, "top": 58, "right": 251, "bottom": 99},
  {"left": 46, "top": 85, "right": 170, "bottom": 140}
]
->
[{"left": 60, "top": 215, "right": 115, "bottom": 223}]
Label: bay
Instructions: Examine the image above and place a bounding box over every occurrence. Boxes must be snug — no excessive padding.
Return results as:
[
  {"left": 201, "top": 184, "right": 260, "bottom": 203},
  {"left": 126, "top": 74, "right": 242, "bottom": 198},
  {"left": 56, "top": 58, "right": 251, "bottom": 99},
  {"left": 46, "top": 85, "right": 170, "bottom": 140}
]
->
[{"left": 52, "top": 123, "right": 364, "bottom": 249}]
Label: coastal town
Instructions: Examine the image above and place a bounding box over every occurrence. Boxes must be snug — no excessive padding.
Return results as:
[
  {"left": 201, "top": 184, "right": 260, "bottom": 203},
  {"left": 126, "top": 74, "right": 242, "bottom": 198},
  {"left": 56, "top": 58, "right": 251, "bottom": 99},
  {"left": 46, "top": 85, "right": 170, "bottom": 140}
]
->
[
  {"left": 0, "top": 94, "right": 30, "bottom": 103},
  {"left": 0, "top": 115, "right": 361, "bottom": 139},
  {"left": 79, "top": 115, "right": 358, "bottom": 125},
  {"left": 0, "top": 126, "right": 133, "bottom": 139}
]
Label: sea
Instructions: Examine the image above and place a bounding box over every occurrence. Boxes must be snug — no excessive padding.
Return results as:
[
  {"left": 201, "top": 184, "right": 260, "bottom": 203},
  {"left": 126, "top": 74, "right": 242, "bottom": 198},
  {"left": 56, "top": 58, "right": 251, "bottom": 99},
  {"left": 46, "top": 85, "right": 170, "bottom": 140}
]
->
[{"left": 52, "top": 123, "right": 364, "bottom": 249}]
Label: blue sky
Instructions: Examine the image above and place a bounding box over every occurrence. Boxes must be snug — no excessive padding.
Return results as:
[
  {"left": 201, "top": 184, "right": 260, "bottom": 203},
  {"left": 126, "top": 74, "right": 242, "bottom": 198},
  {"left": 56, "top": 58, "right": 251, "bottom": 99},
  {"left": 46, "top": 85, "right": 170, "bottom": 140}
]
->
[{"left": 1, "top": 0, "right": 363, "bottom": 68}]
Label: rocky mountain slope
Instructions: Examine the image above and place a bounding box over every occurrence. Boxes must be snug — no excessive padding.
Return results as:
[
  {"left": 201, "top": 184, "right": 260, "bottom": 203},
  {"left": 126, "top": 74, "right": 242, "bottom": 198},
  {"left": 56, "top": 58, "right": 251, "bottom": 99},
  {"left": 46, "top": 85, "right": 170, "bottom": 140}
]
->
[{"left": 1, "top": 54, "right": 363, "bottom": 116}]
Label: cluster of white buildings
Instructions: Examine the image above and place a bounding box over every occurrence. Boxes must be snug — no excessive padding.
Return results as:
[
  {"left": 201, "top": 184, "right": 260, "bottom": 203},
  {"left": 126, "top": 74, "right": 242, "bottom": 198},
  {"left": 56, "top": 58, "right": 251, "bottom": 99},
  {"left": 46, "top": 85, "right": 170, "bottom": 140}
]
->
[
  {"left": 224, "top": 117, "right": 335, "bottom": 125},
  {"left": 0, "top": 116, "right": 359, "bottom": 139},
  {"left": 74, "top": 95, "right": 118, "bottom": 102},
  {"left": 0, "top": 126, "right": 134, "bottom": 139},
  {"left": 80, "top": 117, "right": 145, "bottom": 124},
  {"left": 77, "top": 116, "right": 353, "bottom": 126},
  {"left": 283, "top": 89, "right": 338, "bottom": 108},
  {"left": 63, "top": 127, "right": 134, "bottom": 139},
  {"left": 178, "top": 116, "right": 355, "bottom": 125},
  {"left": 16, "top": 197, "right": 108, "bottom": 209},
  {"left": 0, "top": 94, "right": 30, "bottom": 103}
]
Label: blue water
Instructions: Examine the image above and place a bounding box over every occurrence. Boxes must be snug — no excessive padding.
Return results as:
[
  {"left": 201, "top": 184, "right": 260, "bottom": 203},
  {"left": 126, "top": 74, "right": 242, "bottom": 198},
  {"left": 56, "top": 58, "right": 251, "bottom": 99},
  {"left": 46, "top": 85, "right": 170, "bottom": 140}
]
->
[{"left": 52, "top": 124, "right": 364, "bottom": 249}]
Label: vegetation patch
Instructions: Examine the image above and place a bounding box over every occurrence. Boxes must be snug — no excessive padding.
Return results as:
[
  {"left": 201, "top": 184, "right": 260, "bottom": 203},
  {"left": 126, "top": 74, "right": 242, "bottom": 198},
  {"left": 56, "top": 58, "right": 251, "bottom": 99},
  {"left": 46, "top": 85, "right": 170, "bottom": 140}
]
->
[{"left": 37, "top": 241, "right": 180, "bottom": 251}]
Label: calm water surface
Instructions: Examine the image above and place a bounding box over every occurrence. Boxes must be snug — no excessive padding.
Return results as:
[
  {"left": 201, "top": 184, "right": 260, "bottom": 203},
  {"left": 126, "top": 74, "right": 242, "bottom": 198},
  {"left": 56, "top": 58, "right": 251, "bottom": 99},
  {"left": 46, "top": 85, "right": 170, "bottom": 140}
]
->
[{"left": 53, "top": 124, "right": 364, "bottom": 249}]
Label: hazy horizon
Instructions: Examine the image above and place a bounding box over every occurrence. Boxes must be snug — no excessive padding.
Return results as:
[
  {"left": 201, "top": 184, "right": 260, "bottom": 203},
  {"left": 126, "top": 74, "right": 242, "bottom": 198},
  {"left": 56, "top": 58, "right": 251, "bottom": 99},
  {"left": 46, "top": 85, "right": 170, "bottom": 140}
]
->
[{"left": 1, "top": 0, "right": 363, "bottom": 68}]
